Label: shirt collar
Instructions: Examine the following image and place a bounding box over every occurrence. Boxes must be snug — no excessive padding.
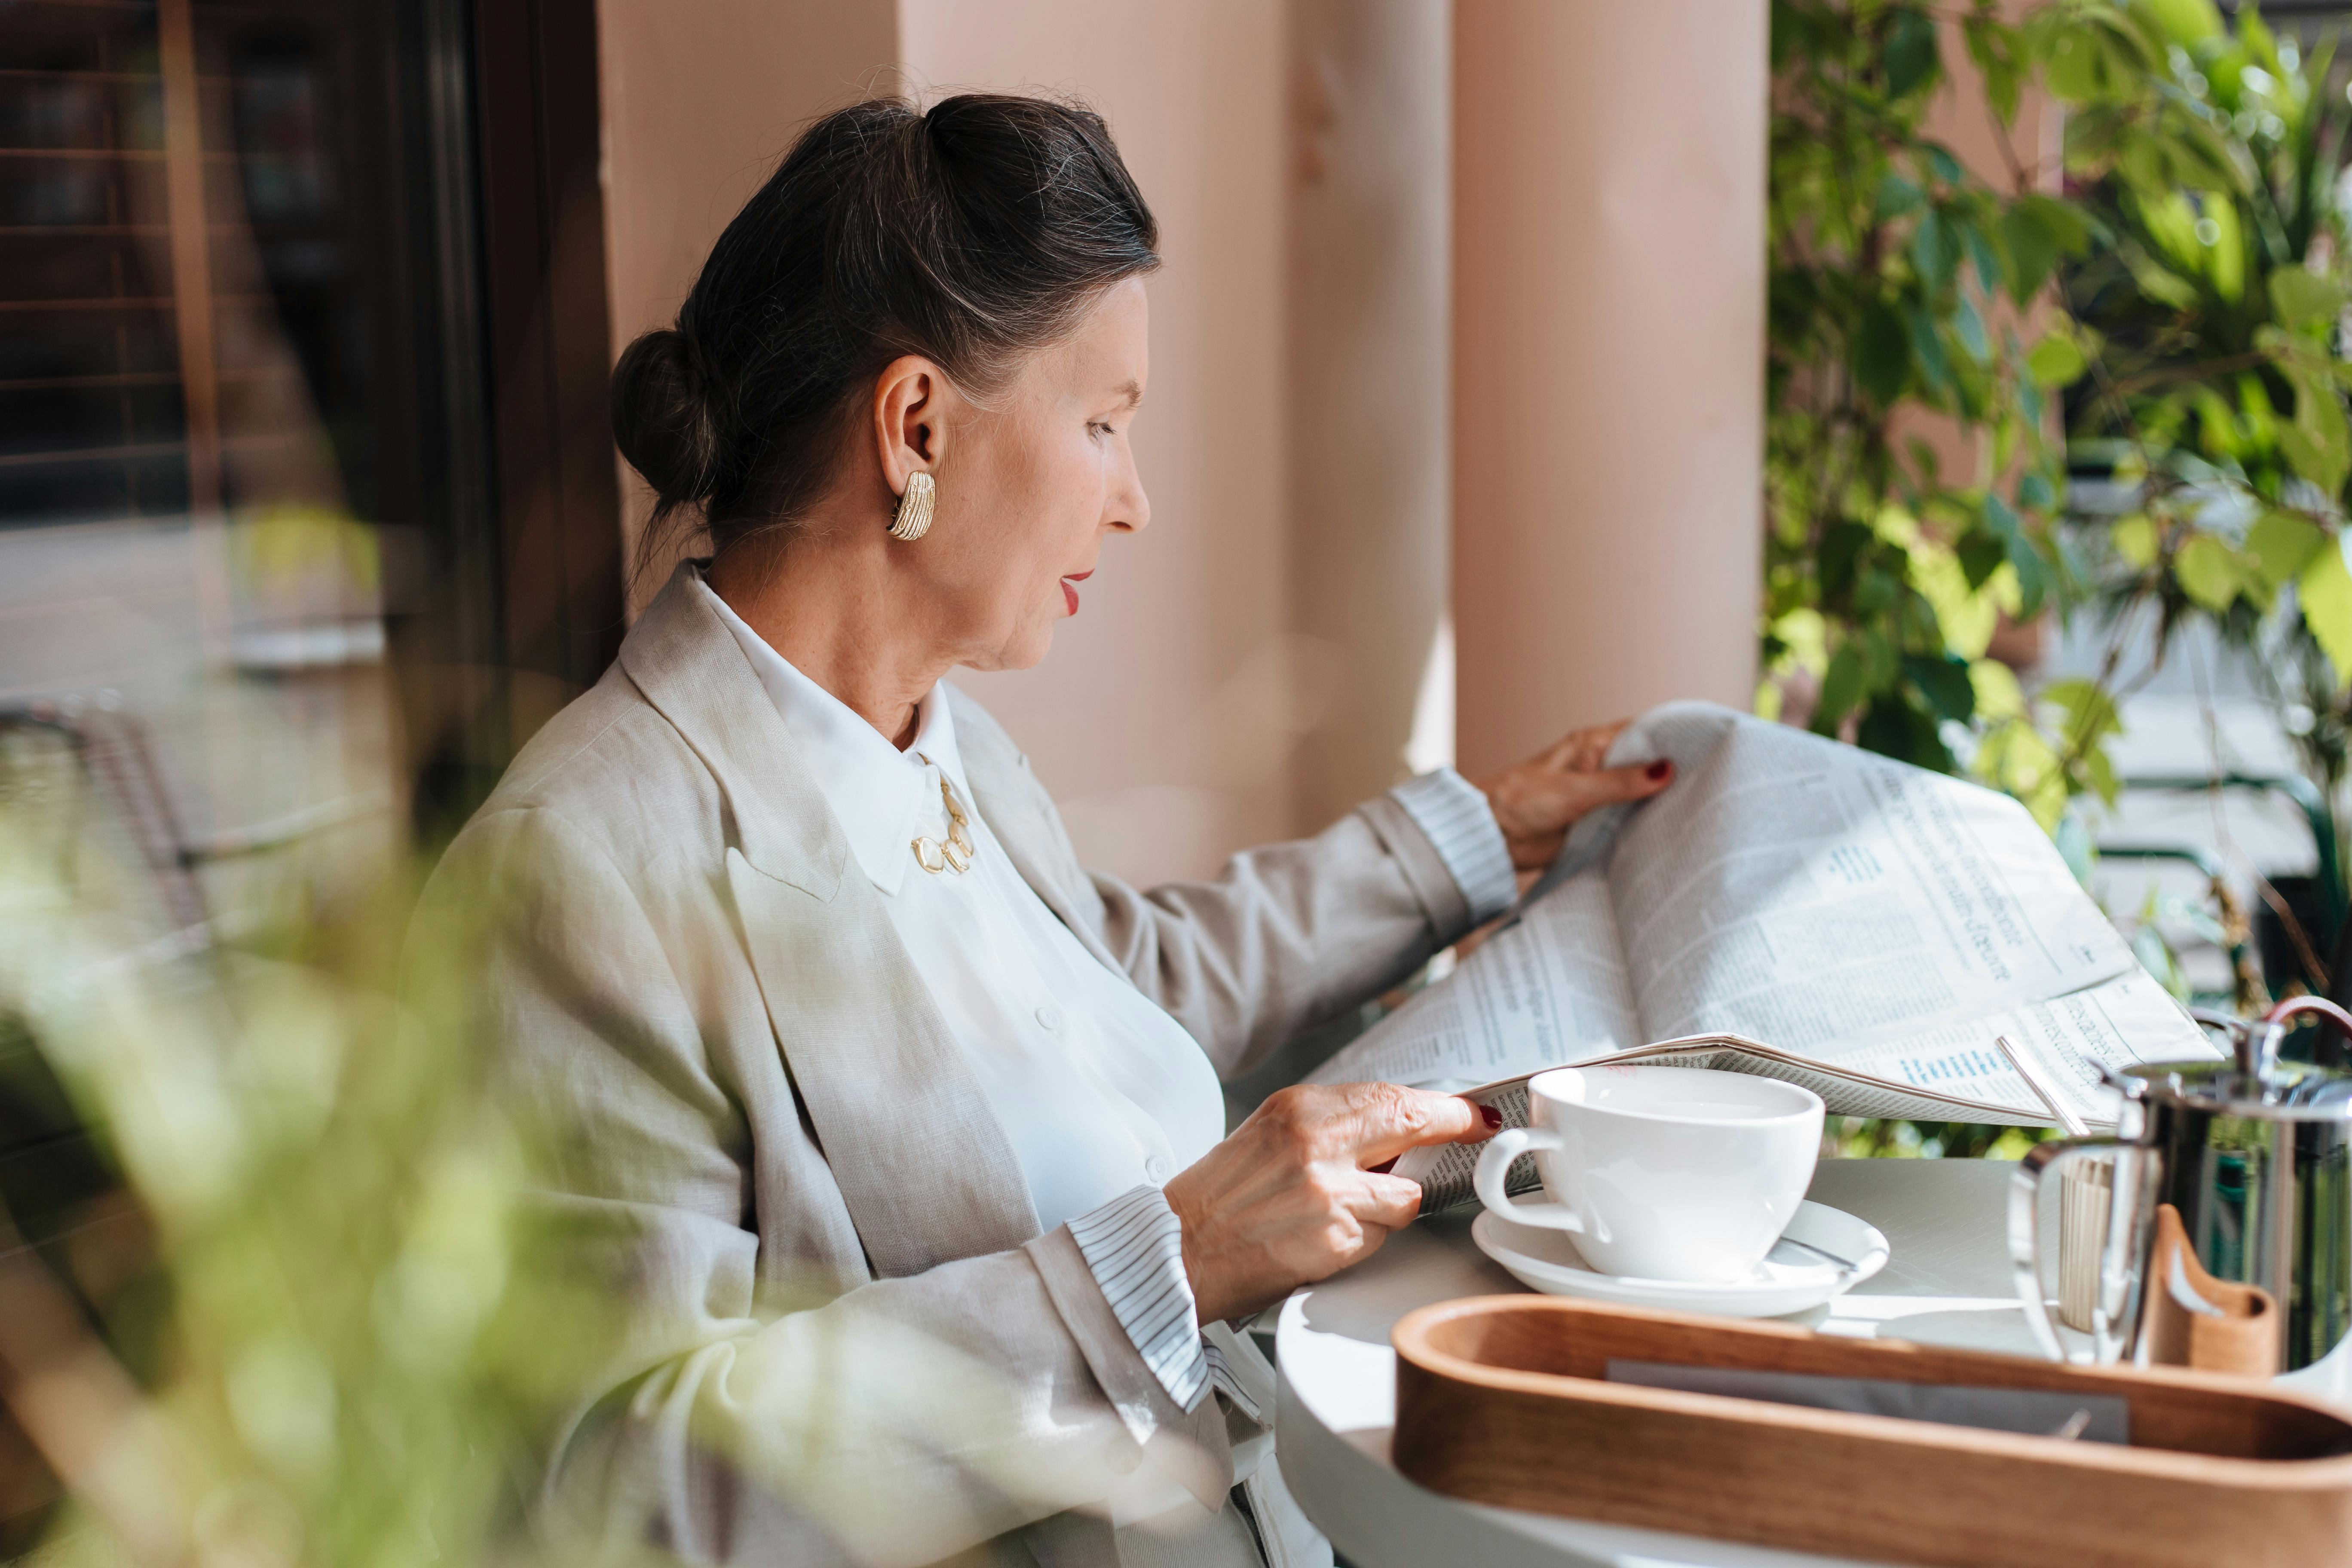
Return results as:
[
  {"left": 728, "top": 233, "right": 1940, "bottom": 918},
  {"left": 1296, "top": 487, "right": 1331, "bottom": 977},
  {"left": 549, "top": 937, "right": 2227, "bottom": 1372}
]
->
[{"left": 696, "top": 572, "right": 968, "bottom": 897}]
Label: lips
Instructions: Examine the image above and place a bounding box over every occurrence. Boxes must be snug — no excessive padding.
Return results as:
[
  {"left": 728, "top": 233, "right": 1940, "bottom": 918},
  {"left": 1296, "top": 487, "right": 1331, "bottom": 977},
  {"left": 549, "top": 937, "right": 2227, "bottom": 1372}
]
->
[{"left": 1061, "top": 568, "right": 1093, "bottom": 616}]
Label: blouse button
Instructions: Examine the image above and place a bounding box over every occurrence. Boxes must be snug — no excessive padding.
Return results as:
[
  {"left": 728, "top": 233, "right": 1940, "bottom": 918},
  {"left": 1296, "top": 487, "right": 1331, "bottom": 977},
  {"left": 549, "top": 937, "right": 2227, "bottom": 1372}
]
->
[
  {"left": 1035, "top": 1003, "right": 1063, "bottom": 1032},
  {"left": 1145, "top": 1155, "right": 1170, "bottom": 1182}
]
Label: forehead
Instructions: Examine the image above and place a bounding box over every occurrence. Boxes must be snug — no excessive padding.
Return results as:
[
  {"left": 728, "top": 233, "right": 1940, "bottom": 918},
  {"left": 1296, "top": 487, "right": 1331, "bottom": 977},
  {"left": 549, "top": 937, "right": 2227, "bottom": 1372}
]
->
[{"left": 1046, "top": 276, "right": 1149, "bottom": 398}]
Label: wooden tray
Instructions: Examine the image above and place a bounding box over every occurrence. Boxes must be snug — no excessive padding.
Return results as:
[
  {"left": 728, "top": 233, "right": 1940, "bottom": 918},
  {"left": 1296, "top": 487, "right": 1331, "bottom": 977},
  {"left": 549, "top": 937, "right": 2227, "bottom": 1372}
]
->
[{"left": 1392, "top": 1295, "right": 2352, "bottom": 1568}]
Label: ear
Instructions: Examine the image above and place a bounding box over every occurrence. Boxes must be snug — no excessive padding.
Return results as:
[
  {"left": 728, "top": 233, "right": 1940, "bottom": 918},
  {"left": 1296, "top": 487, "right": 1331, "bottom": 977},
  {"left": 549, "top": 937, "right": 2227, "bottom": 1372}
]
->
[{"left": 871, "top": 355, "right": 951, "bottom": 496}]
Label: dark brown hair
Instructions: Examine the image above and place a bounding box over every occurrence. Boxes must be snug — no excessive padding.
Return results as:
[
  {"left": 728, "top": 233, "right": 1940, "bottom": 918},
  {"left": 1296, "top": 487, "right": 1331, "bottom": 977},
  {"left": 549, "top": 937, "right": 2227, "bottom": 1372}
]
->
[{"left": 611, "top": 93, "right": 1160, "bottom": 564}]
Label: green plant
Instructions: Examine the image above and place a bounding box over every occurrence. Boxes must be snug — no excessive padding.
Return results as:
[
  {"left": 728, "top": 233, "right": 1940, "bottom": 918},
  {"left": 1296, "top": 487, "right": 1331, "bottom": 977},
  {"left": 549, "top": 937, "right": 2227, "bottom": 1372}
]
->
[
  {"left": 2046, "top": 0, "right": 2352, "bottom": 808},
  {"left": 1764, "top": 0, "right": 2084, "bottom": 812},
  {"left": 0, "top": 724, "right": 639, "bottom": 1568},
  {"left": 1768, "top": 0, "right": 2352, "bottom": 820}
]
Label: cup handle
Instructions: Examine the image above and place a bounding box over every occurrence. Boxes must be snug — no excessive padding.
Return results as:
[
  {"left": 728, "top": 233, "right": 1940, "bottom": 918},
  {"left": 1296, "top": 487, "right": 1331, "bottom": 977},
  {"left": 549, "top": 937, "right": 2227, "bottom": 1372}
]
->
[
  {"left": 2009, "top": 1134, "right": 2132, "bottom": 1364},
  {"left": 1473, "top": 1127, "right": 1581, "bottom": 1231}
]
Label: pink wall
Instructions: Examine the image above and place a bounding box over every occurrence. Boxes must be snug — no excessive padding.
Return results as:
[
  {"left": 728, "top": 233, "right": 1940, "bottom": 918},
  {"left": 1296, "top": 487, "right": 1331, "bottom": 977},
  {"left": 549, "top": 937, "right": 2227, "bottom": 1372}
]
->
[{"left": 594, "top": 0, "right": 897, "bottom": 607}]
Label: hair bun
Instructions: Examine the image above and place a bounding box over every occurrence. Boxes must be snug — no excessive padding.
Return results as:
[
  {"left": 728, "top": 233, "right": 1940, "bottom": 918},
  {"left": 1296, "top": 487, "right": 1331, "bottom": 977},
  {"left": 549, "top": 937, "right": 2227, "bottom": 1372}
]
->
[{"left": 611, "top": 327, "right": 721, "bottom": 506}]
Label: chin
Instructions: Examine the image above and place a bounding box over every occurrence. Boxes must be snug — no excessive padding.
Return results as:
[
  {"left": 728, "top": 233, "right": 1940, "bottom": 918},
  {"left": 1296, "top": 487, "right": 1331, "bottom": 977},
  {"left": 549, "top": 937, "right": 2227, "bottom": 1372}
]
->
[
  {"left": 1000, "top": 627, "right": 1056, "bottom": 671},
  {"left": 965, "top": 622, "right": 1056, "bottom": 674}
]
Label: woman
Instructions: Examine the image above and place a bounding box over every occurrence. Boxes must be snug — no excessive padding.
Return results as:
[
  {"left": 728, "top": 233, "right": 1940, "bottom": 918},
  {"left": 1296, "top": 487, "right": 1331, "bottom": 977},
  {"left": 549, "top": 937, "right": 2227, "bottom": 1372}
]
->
[{"left": 430, "top": 95, "right": 1672, "bottom": 1567}]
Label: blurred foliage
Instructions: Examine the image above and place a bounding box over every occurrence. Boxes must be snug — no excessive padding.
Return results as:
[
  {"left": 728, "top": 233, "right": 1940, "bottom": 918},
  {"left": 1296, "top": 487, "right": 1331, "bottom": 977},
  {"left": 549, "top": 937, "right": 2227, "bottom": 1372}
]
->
[
  {"left": 0, "top": 723, "right": 649, "bottom": 1568},
  {"left": 1825, "top": 1117, "right": 2057, "bottom": 1160},
  {"left": 1765, "top": 0, "right": 2079, "bottom": 805},
  {"left": 1766, "top": 0, "right": 2352, "bottom": 842}
]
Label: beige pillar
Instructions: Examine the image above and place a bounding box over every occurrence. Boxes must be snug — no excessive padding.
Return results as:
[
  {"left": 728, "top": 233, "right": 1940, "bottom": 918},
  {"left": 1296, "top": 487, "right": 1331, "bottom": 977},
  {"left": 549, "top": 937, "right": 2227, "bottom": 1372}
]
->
[
  {"left": 1451, "top": 1, "right": 1769, "bottom": 778},
  {"left": 1286, "top": 0, "right": 1454, "bottom": 827}
]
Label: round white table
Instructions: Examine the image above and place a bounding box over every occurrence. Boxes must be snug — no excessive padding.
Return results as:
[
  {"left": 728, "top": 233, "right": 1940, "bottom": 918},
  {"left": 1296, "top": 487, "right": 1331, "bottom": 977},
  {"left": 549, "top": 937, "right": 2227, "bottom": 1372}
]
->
[{"left": 1273, "top": 1157, "right": 2352, "bottom": 1568}]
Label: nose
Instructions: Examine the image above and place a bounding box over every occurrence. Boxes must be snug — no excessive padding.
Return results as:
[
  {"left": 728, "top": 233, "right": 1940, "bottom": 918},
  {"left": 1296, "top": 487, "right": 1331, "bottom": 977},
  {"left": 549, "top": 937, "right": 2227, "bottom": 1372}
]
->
[{"left": 1107, "top": 446, "right": 1150, "bottom": 535}]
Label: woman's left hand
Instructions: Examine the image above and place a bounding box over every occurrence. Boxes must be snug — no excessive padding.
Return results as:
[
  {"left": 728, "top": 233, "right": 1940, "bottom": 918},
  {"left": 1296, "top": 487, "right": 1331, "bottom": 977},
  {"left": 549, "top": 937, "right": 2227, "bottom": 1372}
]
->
[{"left": 1472, "top": 720, "right": 1675, "bottom": 872}]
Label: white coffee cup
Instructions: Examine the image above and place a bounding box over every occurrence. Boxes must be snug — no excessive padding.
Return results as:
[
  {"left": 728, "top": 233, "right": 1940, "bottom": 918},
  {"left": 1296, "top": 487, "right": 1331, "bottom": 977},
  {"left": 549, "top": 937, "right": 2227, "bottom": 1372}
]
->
[{"left": 1472, "top": 1066, "right": 1825, "bottom": 1283}]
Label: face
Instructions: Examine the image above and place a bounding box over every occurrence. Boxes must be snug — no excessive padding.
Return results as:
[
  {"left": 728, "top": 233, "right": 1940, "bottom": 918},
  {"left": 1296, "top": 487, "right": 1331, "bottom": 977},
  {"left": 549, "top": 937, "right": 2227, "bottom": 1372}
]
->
[{"left": 909, "top": 277, "right": 1152, "bottom": 671}]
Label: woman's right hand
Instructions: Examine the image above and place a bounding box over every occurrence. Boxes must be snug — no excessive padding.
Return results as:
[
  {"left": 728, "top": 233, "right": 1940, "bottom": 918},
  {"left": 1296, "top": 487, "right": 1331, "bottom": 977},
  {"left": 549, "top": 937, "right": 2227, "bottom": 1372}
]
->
[{"left": 1163, "top": 1082, "right": 1495, "bottom": 1324}]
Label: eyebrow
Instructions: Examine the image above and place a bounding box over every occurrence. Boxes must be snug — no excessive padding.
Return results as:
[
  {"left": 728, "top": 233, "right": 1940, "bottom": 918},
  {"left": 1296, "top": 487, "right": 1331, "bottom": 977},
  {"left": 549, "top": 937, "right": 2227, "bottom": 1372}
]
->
[{"left": 1111, "top": 380, "right": 1144, "bottom": 411}]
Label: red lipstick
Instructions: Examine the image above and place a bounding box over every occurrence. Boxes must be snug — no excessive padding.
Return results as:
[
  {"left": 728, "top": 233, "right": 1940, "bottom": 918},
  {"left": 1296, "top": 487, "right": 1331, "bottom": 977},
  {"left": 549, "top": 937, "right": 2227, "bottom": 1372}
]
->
[{"left": 1061, "top": 568, "right": 1093, "bottom": 616}]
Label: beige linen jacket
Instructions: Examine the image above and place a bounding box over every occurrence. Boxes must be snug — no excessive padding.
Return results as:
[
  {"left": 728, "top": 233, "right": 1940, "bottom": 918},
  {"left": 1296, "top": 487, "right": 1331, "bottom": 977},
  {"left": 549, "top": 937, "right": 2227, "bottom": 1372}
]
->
[{"left": 424, "top": 564, "right": 1484, "bottom": 1567}]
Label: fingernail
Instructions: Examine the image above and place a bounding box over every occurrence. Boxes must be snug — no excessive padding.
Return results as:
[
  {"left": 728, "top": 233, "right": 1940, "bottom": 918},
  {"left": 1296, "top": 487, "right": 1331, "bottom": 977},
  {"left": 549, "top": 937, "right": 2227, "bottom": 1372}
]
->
[
  {"left": 1480, "top": 1105, "right": 1503, "bottom": 1130},
  {"left": 1645, "top": 759, "right": 1673, "bottom": 783}
]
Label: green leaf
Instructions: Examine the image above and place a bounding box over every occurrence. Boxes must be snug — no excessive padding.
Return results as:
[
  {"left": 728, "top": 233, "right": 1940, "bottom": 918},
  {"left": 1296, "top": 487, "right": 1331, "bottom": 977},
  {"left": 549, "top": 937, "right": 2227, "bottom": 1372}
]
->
[
  {"left": 1957, "top": 530, "right": 2008, "bottom": 588},
  {"left": 1965, "top": 15, "right": 2023, "bottom": 123},
  {"left": 1859, "top": 697, "right": 1959, "bottom": 772},
  {"left": 2009, "top": 533, "right": 2050, "bottom": 618},
  {"left": 1905, "top": 655, "right": 1978, "bottom": 722},
  {"left": 2122, "top": 248, "right": 2200, "bottom": 310},
  {"left": 1982, "top": 490, "right": 2022, "bottom": 543},
  {"left": 1999, "top": 207, "right": 2059, "bottom": 303},
  {"left": 1854, "top": 302, "right": 1910, "bottom": 404},
  {"left": 2018, "top": 470, "right": 2056, "bottom": 511},
  {"left": 2043, "top": 677, "right": 2123, "bottom": 754},
  {"left": 2112, "top": 514, "right": 2159, "bottom": 567},
  {"left": 2270, "top": 269, "right": 2346, "bottom": 333},
  {"left": 2301, "top": 540, "right": 2352, "bottom": 691},
  {"left": 2027, "top": 330, "right": 2088, "bottom": 387},
  {"left": 2279, "top": 366, "right": 2352, "bottom": 499},
  {"left": 2015, "top": 193, "right": 2092, "bottom": 256},
  {"left": 2174, "top": 533, "right": 2244, "bottom": 612},
  {"left": 2040, "top": 27, "right": 2104, "bottom": 101},
  {"left": 1921, "top": 142, "right": 1965, "bottom": 188},
  {"left": 1911, "top": 209, "right": 1960, "bottom": 292},
  {"left": 1953, "top": 293, "right": 1990, "bottom": 362},
  {"left": 1963, "top": 220, "right": 2005, "bottom": 297},
  {"left": 1884, "top": 6, "right": 1942, "bottom": 98},
  {"left": 2135, "top": 0, "right": 2224, "bottom": 46},
  {"left": 1817, "top": 644, "right": 1866, "bottom": 731},
  {"left": 2246, "top": 511, "right": 2325, "bottom": 588},
  {"left": 1904, "top": 303, "right": 1953, "bottom": 394},
  {"left": 1876, "top": 172, "right": 1926, "bottom": 222}
]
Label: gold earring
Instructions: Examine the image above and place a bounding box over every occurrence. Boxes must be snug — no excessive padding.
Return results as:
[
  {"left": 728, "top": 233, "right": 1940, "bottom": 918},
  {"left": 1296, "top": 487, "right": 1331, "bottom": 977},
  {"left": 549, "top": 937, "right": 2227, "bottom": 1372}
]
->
[{"left": 888, "top": 471, "right": 936, "bottom": 542}]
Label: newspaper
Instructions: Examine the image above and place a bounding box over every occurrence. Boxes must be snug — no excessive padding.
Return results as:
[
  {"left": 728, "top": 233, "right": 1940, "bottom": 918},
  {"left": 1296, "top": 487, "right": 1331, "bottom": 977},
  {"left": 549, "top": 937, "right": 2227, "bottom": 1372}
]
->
[{"left": 1308, "top": 702, "right": 2220, "bottom": 1212}]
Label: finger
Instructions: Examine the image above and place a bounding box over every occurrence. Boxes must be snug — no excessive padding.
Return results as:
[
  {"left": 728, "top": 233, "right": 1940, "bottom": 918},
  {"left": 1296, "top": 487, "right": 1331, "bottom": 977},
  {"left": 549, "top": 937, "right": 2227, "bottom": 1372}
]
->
[
  {"left": 1542, "top": 718, "right": 1630, "bottom": 774},
  {"left": 1560, "top": 756, "right": 1675, "bottom": 810},
  {"left": 1565, "top": 718, "right": 1632, "bottom": 770},
  {"left": 1345, "top": 1171, "right": 1426, "bottom": 1230},
  {"left": 1338, "top": 1083, "right": 1488, "bottom": 1164}
]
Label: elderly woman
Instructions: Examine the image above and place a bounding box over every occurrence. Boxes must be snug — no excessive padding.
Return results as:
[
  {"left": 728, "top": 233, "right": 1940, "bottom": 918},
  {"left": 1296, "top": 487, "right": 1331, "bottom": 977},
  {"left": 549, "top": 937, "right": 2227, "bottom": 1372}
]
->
[{"left": 431, "top": 94, "right": 1671, "bottom": 1568}]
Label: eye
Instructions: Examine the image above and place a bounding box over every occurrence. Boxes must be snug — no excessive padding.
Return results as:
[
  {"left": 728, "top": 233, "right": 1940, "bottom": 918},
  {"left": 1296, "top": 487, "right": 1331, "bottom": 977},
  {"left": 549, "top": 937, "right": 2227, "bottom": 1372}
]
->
[{"left": 1088, "top": 420, "right": 1116, "bottom": 440}]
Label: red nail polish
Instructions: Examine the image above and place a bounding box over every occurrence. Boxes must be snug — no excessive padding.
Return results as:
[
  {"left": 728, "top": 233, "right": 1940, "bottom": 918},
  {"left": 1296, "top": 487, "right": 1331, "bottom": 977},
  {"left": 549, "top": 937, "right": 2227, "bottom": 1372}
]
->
[
  {"left": 1480, "top": 1105, "right": 1502, "bottom": 1129},
  {"left": 1645, "top": 759, "right": 1672, "bottom": 783},
  {"left": 1369, "top": 1156, "right": 1399, "bottom": 1174}
]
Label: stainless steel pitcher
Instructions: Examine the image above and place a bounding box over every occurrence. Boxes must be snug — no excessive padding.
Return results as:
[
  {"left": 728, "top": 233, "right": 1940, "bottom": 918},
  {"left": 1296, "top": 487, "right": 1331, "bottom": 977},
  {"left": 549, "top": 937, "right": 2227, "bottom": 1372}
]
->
[{"left": 2009, "top": 1004, "right": 2352, "bottom": 1373}]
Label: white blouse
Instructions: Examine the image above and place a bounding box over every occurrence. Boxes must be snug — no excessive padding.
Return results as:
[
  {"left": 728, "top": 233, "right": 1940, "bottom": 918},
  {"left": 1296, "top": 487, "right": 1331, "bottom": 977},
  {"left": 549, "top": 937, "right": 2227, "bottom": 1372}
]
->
[{"left": 699, "top": 579, "right": 1226, "bottom": 1232}]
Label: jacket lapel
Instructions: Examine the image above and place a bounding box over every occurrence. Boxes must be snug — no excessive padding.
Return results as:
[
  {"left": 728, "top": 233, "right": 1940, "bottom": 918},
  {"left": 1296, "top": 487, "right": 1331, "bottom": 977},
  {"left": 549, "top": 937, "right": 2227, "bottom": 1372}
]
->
[
  {"left": 946, "top": 688, "right": 1127, "bottom": 978},
  {"left": 620, "top": 564, "right": 1038, "bottom": 1277}
]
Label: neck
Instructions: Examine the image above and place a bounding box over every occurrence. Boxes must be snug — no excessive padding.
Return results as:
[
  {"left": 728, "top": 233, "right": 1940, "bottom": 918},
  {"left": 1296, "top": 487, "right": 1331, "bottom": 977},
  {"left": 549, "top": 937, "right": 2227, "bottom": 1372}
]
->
[{"left": 707, "top": 521, "right": 945, "bottom": 751}]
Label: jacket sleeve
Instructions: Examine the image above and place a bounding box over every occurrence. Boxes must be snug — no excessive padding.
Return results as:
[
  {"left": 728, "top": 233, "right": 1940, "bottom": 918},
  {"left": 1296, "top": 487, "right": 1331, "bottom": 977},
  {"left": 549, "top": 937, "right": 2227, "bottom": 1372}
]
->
[
  {"left": 422, "top": 807, "right": 1225, "bottom": 1568},
  {"left": 1083, "top": 779, "right": 1512, "bottom": 1081}
]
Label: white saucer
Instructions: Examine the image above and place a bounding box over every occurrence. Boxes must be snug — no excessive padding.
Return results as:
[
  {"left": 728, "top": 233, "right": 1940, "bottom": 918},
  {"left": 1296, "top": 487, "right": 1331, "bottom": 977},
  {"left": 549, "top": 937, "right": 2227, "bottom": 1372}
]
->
[{"left": 1471, "top": 1195, "right": 1890, "bottom": 1318}]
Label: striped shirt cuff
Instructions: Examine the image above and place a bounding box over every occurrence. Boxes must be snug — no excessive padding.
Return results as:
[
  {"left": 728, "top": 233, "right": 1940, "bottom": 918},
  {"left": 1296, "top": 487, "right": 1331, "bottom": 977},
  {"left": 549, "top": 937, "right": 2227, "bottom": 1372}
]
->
[
  {"left": 1068, "top": 1185, "right": 1212, "bottom": 1412},
  {"left": 1389, "top": 768, "right": 1517, "bottom": 927}
]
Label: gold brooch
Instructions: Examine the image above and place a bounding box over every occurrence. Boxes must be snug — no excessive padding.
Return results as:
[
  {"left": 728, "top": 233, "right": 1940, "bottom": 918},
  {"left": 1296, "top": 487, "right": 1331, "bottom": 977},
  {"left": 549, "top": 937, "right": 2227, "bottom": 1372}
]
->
[{"left": 911, "top": 776, "right": 975, "bottom": 875}]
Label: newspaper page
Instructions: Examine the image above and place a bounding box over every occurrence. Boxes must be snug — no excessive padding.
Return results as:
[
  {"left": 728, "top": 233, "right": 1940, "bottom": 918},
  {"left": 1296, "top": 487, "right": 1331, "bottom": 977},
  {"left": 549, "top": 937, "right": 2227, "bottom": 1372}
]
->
[
  {"left": 1309, "top": 702, "right": 2216, "bottom": 1114},
  {"left": 1606, "top": 706, "right": 2135, "bottom": 1050}
]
